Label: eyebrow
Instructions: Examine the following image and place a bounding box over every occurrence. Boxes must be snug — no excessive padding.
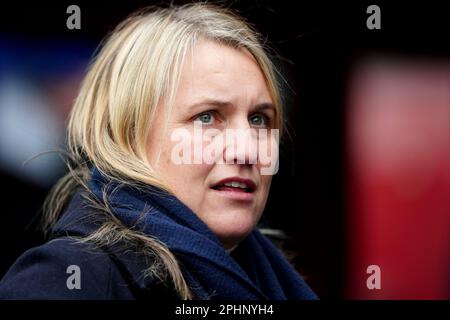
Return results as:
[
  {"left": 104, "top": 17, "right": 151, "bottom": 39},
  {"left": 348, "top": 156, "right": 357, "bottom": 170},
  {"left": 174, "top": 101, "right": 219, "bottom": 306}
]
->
[{"left": 186, "top": 99, "right": 276, "bottom": 113}]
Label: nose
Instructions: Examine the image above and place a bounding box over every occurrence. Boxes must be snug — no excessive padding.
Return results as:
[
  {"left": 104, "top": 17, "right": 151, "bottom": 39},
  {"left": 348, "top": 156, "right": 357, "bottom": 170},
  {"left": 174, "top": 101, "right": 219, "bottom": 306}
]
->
[{"left": 222, "top": 122, "right": 258, "bottom": 165}]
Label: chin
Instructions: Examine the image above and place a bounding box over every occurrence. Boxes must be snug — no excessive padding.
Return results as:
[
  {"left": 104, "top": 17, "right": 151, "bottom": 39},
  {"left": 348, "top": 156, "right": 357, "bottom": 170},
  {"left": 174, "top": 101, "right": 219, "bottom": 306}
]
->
[{"left": 208, "top": 213, "right": 258, "bottom": 249}]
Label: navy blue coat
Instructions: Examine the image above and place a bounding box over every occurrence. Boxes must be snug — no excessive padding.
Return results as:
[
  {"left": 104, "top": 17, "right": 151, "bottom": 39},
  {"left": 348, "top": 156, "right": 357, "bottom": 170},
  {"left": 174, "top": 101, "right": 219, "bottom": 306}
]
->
[
  {"left": 0, "top": 191, "right": 177, "bottom": 299},
  {"left": 1, "top": 175, "right": 318, "bottom": 300}
]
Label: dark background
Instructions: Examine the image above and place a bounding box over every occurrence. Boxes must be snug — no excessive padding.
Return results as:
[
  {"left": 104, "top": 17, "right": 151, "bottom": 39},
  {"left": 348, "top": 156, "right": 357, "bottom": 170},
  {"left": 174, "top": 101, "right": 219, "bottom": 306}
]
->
[{"left": 1, "top": 0, "right": 449, "bottom": 299}]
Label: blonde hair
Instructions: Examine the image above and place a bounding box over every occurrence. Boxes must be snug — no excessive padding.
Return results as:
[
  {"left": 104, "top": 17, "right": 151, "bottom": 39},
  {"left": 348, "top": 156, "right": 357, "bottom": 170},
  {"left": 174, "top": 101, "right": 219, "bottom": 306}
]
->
[{"left": 43, "top": 3, "right": 284, "bottom": 300}]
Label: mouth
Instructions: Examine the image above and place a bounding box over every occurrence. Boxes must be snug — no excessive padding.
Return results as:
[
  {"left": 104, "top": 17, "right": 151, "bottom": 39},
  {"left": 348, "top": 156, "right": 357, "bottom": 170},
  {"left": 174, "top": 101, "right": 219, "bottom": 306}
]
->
[{"left": 210, "top": 177, "right": 256, "bottom": 201}]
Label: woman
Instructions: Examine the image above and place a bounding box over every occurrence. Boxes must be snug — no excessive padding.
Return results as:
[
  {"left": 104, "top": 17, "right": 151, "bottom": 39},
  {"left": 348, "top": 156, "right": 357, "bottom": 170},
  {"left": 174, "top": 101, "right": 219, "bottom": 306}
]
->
[{"left": 0, "top": 3, "right": 317, "bottom": 300}]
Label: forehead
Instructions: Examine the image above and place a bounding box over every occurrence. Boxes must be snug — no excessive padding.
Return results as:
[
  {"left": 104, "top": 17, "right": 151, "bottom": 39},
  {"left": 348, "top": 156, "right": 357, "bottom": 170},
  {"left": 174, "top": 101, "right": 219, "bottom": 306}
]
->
[{"left": 174, "top": 40, "right": 273, "bottom": 107}]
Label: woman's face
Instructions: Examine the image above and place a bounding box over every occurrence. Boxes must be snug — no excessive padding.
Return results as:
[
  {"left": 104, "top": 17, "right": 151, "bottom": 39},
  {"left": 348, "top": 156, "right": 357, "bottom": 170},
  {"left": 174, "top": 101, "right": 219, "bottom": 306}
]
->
[{"left": 147, "top": 40, "right": 277, "bottom": 249}]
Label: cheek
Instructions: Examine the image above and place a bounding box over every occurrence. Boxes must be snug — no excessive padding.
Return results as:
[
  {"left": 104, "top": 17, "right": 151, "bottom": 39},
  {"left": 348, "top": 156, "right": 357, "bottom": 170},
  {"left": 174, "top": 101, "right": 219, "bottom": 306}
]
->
[
  {"left": 255, "top": 129, "right": 279, "bottom": 176},
  {"left": 258, "top": 176, "right": 272, "bottom": 203},
  {"left": 159, "top": 138, "right": 213, "bottom": 204}
]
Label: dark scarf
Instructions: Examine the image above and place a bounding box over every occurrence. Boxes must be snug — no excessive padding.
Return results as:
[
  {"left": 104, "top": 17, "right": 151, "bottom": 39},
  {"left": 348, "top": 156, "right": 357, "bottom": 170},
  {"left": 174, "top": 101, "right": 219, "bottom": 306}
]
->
[{"left": 87, "top": 167, "right": 318, "bottom": 300}]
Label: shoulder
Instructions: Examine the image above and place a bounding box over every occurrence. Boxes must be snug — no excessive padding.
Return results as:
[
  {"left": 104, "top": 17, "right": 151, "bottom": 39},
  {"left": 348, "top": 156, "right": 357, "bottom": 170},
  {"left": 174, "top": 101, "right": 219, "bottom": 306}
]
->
[
  {"left": 0, "top": 188, "right": 180, "bottom": 300},
  {"left": 0, "top": 237, "right": 134, "bottom": 299}
]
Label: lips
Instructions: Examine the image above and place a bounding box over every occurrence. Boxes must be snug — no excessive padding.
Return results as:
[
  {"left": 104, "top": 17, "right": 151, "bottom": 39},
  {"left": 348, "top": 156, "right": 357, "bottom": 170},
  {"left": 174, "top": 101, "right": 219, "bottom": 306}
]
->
[
  {"left": 211, "top": 177, "right": 256, "bottom": 193},
  {"left": 210, "top": 177, "right": 256, "bottom": 202}
]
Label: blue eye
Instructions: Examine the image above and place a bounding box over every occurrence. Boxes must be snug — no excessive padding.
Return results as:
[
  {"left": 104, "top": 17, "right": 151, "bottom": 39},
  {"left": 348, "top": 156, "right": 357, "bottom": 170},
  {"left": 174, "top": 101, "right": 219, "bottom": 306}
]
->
[
  {"left": 249, "top": 114, "right": 268, "bottom": 127},
  {"left": 196, "top": 112, "right": 214, "bottom": 124}
]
